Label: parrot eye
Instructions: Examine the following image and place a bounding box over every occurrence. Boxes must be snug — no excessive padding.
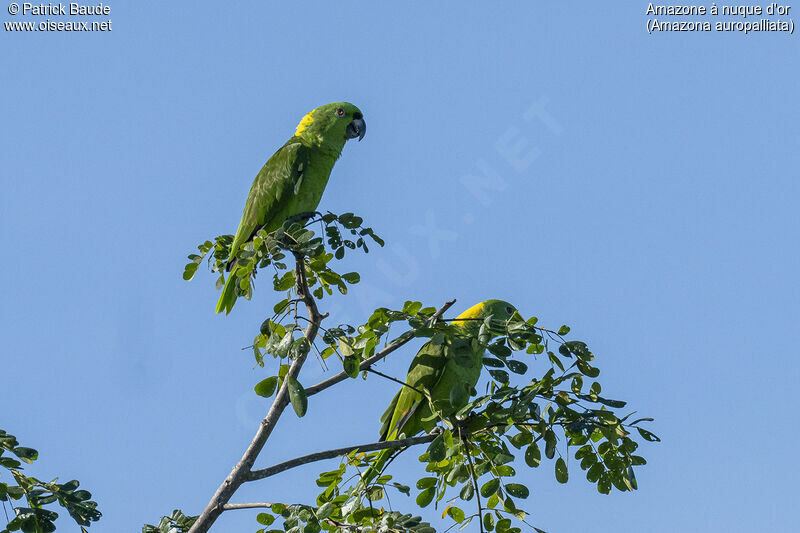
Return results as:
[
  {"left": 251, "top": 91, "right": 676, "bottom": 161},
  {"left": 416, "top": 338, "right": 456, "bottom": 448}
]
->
[
  {"left": 336, "top": 108, "right": 345, "bottom": 117},
  {"left": 506, "top": 306, "right": 514, "bottom": 314}
]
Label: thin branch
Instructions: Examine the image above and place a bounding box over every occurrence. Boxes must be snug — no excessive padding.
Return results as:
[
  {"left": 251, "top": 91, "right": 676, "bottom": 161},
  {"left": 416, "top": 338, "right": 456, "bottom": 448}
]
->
[
  {"left": 222, "top": 502, "right": 274, "bottom": 510},
  {"left": 366, "top": 367, "right": 425, "bottom": 396},
  {"left": 463, "top": 437, "right": 484, "bottom": 533},
  {"left": 305, "top": 299, "right": 456, "bottom": 397},
  {"left": 188, "top": 253, "right": 324, "bottom": 533},
  {"left": 248, "top": 434, "right": 436, "bottom": 481}
]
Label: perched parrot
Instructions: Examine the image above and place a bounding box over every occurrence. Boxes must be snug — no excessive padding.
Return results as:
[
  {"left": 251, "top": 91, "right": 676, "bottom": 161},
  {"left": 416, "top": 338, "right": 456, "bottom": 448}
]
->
[
  {"left": 215, "top": 102, "right": 366, "bottom": 314},
  {"left": 361, "top": 299, "right": 517, "bottom": 486}
]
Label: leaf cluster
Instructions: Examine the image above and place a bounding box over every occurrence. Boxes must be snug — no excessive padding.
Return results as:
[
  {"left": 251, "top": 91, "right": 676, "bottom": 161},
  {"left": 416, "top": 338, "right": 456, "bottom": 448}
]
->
[
  {"left": 183, "top": 212, "right": 383, "bottom": 304},
  {"left": 1, "top": 429, "right": 100, "bottom": 533},
  {"left": 141, "top": 509, "right": 197, "bottom": 533}
]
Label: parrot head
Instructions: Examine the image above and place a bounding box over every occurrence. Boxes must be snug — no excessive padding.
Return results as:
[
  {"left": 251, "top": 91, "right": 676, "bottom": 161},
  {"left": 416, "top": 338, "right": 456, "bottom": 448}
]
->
[
  {"left": 454, "top": 299, "right": 518, "bottom": 332},
  {"left": 294, "top": 102, "right": 366, "bottom": 145}
]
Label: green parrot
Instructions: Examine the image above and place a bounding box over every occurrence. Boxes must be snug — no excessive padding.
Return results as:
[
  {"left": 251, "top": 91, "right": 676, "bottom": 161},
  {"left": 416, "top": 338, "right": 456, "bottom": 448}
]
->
[
  {"left": 216, "top": 102, "right": 366, "bottom": 314},
  {"left": 361, "top": 299, "right": 517, "bottom": 487}
]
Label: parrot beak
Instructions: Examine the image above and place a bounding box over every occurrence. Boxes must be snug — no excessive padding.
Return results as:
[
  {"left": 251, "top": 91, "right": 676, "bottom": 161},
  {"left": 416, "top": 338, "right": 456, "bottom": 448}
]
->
[{"left": 346, "top": 114, "right": 366, "bottom": 141}]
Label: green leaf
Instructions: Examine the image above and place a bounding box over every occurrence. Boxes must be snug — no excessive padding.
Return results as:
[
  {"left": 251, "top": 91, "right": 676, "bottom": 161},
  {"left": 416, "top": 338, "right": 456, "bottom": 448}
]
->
[
  {"left": 596, "top": 396, "right": 627, "bottom": 408},
  {"left": 495, "top": 518, "right": 512, "bottom": 533},
  {"left": 506, "top": 360, "right": 528, "bottom": 374},
  {"left": 257, "top": 513, "right": 275, "bottom": 525},
  {"left": 489, "top": 370, "right": 509, "bottom": 384},
  {"left": 525, "top": 442, "right": 541, "bottom": 467},
  {"left": 427, "top": 435, "right": 446, "bottom": 463},
  {"left": 447, "top": 506, "right": 465, "bottom": 523},
  {"left": 254, "top": 377, "right": 278, "bottom": 398},
  {"left": 495, "top": 464, "right": 515, "bottom": 477},
  {"left": 544, "top": 431, "right": 557, "bottom": 459},
  {"left": 342, "top": 356, "right": 359, "bottom": 378},
  {"left": 182, "top": 262, "right": 199, "bottom": 281},
  {"left": 493, "top": 452, "right": 515, "bottom": 465},
  {"left": 505, "top": 483, "right": 529, "bottom": 499},
  {"left": 482, "top": 357, "right": 505, "bottom": 368},
  {"left": 488, "top": 343, "right": 512, "bottom": 357},
  {"left": 509, "top": 431, "right": 532, "bottom": 449},
  {"left": 486, "top": 492, "right": 500, "bottom": 509},
  {"left": 391, "top": 482, "right": 411, "bottom": 495},
  {"left": 320, "top": 271, "right": 341, "bottom": 285},
  {"left": 366, "top": 486, "right": 385, "bottom": 501},
  {"left": 416, "top": 477, "right": 437, "bottom": 489},
  {"left": 416, "top": 487, "right": 435, "bottom": 507},
  {"left": 548, "top": 351, "right": 565, "bottom": 372},
  {"left": 314, "top": 501, "right": 334, "bottom": 520},
  {"left": 0, "top": 457, "right": 21, "bottom": 468},
  {"left": 459, "top": 482, "right": 474, "bottom": 501},
  {"left": 273, "top": 299, "right": 289, "bottom": 314},
  {"left": 557, "top": 325, "right": 570, "bottom": 335},
  {"left": 555, "top": 457, "right": 568, "bottom": 483},
  {"left": 576, "top": 360, "right": 600, "bottom": 378},
  {"left": 483, "top": 512, "right": 495, "bottom": 531},
  {"left": 341, "top": 272, "right": 360, "bottom": 284},
  {"left": 287, "top": 376, "right": 308, "bottom": 417},
  {"left": 12, "top": 447, "right": 38, "bottom": 463},
  {"left": 480, "top": 478, "right": 500, "bottom": 498},
  {"left": 597, "top": 473, "right": 612, "bottom": 494},
  {"left": 587, "top": 462, "right": 604, "bottom": 482},
  {"left": 403, "top": 301, "right": 423, "bottom": 315},
  {"left": 637, "top": 428, "right": 661, "bottom": 442}
]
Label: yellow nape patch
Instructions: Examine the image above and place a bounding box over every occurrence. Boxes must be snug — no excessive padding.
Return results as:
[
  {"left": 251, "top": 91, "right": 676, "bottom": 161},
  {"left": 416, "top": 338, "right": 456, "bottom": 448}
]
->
[
  {"left": 456, "top": 302, "right": 487, "bottom": 321},
  {"left": 295, "top": 109, "right": 316, "bottom": 137}
]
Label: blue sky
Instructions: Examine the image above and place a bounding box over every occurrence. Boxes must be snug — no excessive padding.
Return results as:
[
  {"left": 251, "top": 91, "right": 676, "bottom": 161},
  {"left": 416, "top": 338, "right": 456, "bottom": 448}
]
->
[{"left": 2, "top": 2, "right": 798, "bottom": 532}]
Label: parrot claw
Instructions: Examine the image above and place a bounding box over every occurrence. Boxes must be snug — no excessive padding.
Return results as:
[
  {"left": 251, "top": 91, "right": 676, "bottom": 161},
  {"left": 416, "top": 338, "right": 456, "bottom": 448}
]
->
[{"left": 428, "top": 426, "right": 445, "bottom": 436}]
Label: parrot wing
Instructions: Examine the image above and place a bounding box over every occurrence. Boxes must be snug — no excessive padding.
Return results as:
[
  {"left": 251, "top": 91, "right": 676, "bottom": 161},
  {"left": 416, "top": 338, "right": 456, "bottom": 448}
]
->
[
  {"left": 216, "top": 141, "right": 309, "bottom": 315},
  {"left": 228, "top": 140, "right": 310, "bottom": 262},
  {"left": 380, "top": 340, "right": 450, "bottom": 441}
]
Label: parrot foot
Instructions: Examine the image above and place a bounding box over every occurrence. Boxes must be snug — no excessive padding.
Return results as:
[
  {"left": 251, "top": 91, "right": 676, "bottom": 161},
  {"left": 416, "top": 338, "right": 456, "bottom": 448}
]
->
[{"left": 428, "top": 426, "right": 445, "bottom": 437}]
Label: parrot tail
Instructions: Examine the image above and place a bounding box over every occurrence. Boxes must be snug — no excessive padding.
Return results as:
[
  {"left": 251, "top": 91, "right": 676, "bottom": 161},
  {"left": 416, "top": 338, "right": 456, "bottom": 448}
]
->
[{"left": 215, "top": 273, "right": 238, "bottom": 314}]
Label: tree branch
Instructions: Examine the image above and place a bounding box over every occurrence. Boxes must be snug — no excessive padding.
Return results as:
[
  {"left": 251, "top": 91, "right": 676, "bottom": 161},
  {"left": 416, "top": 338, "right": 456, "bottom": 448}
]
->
[
  {"left": 248, "top": 434, "right": 436, "bottom": 481},
  {"left": 304, "top": 299, "right": 456, "bottom": 397},
  {"left": 222, "top": 502, "right": 274, "bottom": 510},
  {"left": 188, "top": 253, "right": 324, "bottom": 533}
]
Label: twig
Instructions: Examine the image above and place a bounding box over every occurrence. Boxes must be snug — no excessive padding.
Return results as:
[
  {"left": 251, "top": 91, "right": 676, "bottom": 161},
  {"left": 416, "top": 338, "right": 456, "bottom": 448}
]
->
[
  {"left": 188, "top": 253, "right": 324, "bottom": 533},
  {"left": 366, "top": 368, "right": 425, "bottom": 396},
  {"left": 248, "top": 434, "right": 436, "bottom": 481},
  {"left": 304, "top": 299, "right": 456, "bottom": 397},
  {"left": 463, "top": 437, "right": 484, "bottom": 533}
]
